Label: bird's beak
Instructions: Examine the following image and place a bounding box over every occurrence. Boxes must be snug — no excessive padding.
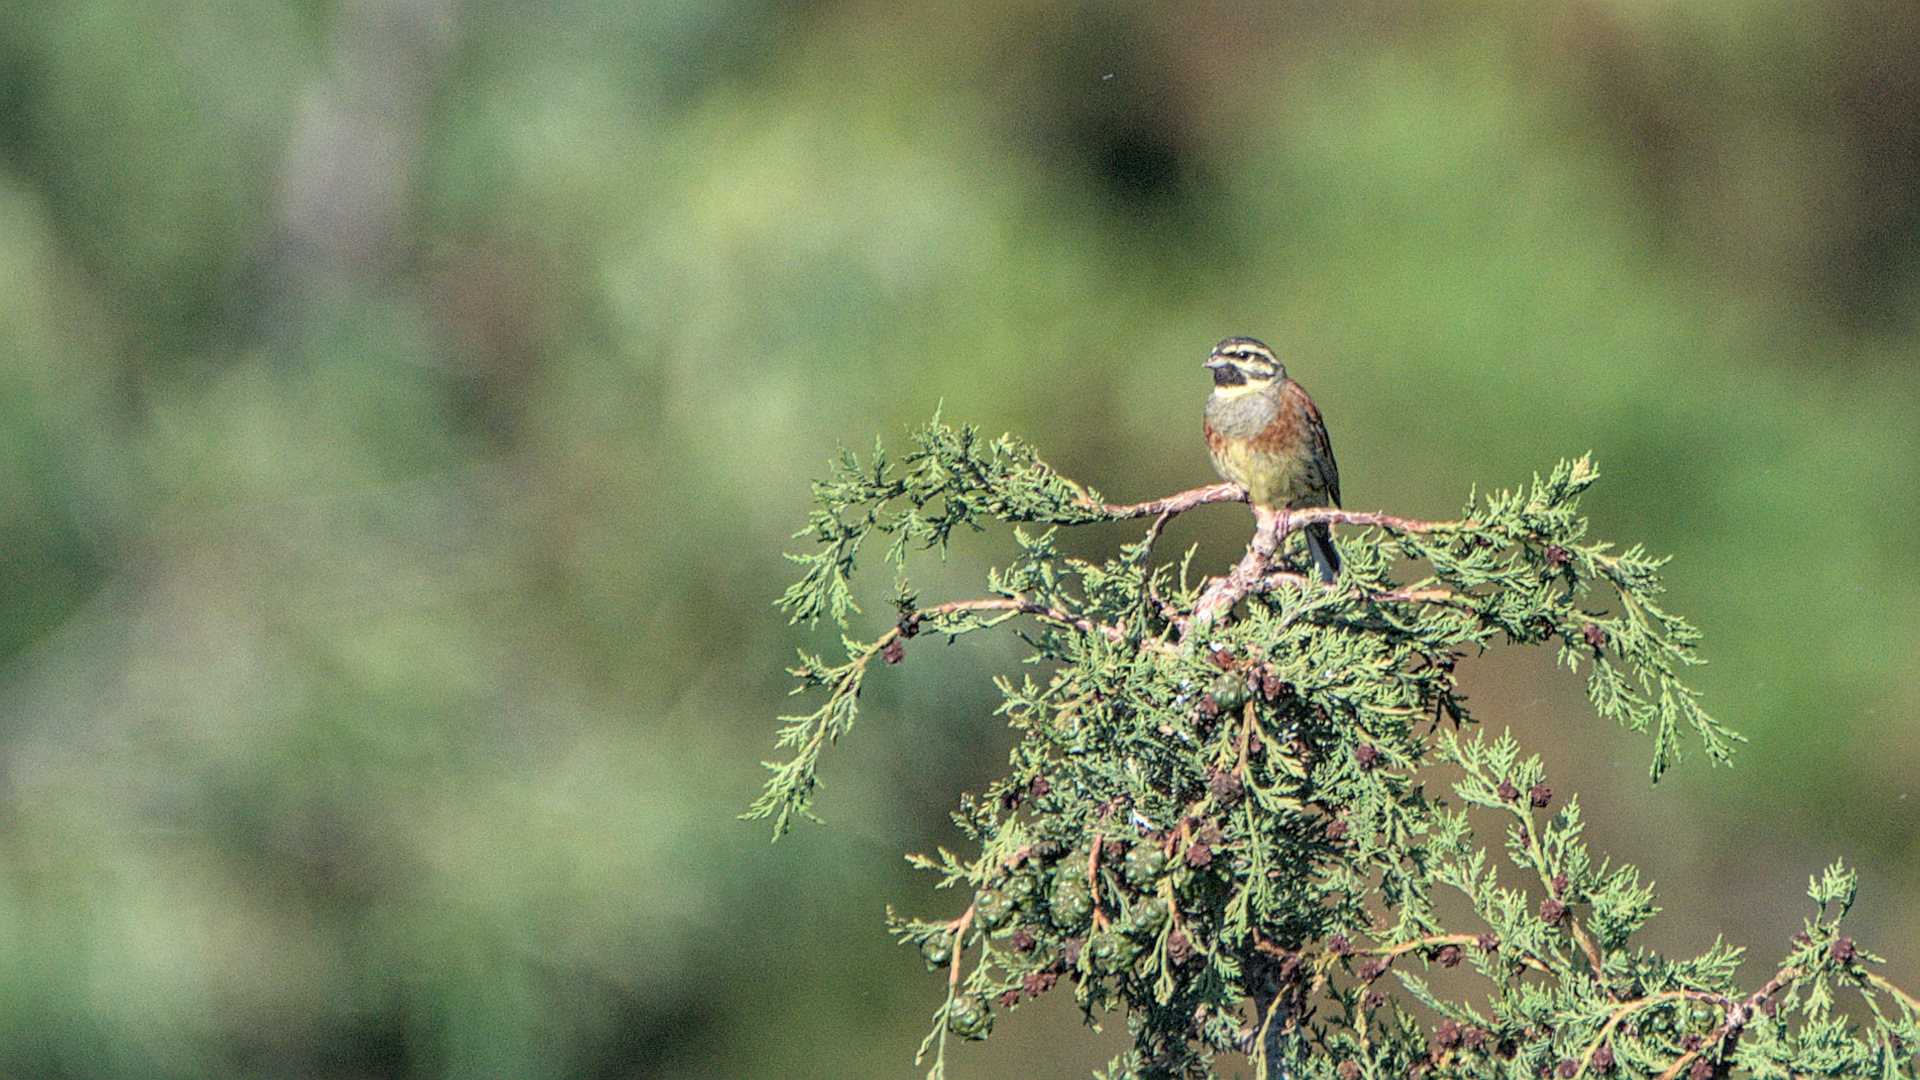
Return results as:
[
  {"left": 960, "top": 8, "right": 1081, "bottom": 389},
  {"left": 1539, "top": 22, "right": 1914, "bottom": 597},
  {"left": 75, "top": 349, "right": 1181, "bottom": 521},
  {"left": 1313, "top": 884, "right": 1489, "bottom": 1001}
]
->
[{"left": 1203, "top": 355, "right": 1228, "bottom": 370}]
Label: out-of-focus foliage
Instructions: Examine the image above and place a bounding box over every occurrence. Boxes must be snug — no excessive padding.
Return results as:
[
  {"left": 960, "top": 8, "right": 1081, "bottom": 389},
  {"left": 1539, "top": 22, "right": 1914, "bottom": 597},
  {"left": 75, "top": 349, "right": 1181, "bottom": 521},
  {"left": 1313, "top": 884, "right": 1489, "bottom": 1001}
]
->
[{"left": 0, "top": 0, "right": 1915, "bottom": 1077}]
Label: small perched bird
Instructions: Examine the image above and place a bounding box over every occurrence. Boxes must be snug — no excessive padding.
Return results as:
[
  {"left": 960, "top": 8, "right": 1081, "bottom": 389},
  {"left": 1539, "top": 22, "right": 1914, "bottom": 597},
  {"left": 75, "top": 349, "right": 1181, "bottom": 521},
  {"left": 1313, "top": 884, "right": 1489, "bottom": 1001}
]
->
[{"left": 1202, "top": 337, "right": 1342, "bottom": 582}]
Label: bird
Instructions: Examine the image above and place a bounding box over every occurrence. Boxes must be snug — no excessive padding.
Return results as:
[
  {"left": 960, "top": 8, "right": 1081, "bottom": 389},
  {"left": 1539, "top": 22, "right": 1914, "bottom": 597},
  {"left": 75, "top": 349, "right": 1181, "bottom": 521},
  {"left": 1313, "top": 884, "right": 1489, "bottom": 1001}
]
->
[{"left": 1202, "top": 337, "right": 1342, "bottom": 582}]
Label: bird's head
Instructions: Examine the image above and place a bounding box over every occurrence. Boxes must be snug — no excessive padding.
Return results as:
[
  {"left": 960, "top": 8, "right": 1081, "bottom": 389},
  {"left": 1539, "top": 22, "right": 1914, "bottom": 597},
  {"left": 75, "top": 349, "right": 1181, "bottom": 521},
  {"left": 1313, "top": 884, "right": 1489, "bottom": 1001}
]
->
[{"left": 1204, "top": 337, "right": 1283, "bottom": 395}]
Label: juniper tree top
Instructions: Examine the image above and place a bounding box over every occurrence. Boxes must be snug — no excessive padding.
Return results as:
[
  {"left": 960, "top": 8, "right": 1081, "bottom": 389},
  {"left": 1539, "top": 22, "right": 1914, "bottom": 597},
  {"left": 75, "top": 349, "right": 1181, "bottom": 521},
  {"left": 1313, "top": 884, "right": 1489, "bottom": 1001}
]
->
[{"left": 750, "top": 415, "right": 1916, "bottom": 1080}]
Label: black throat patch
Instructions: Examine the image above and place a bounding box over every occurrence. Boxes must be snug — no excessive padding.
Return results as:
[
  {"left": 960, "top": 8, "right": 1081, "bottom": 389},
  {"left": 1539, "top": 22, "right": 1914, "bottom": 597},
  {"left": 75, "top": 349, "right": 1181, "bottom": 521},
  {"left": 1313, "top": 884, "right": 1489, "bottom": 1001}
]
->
[{"left": 1211, "top": 364, "right": 1248, "bottom": 388}]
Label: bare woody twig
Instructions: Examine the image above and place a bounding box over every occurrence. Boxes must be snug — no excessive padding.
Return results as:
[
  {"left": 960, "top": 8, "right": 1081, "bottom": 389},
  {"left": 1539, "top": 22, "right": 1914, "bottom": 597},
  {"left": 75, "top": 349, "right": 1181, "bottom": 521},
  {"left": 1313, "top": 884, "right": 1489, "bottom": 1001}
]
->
[
  {"left": 1191, "top": 506, "right": 1284, "bottom": 631},
  {"left": 902, "top": 596, "right": 1175, "bottom": 654},
  {"left": 1096, "top": 482, "right": 1461, "bottom": 537},
  {"left": 1095, "top": 483, "right": 1246, "bottom": 519},
  {"left": 946, "top": 904, "right": 976, "bottom": 987},
  {"left": 887, "top": 483, "right": 1471, "bottom": 655},
  {"left": 1127, "top": 485, "right": 1473, "bottom": 634}
]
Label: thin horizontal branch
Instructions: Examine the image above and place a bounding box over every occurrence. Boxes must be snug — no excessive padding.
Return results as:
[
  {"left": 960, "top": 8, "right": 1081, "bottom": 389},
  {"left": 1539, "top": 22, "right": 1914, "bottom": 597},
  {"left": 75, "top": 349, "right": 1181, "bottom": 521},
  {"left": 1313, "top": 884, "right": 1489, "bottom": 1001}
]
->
[
  {"left": 1362, "top": 584, "right": 1471, "bottom": 604},
  {"left": 1096, "top": 482, "right": 1465, "bottom": 536},
  {"left": 905, "top": 596, "right": 1176, "bottom": 654},
  {"left": 1364, "top": 932, "right": 1554, "bottom": 977},
  {"left": 1366, "top": 933, "right": 1484, "bottom": 959},
  {"left": 1288, "top": 506, "right": 1468, "bottom": 534},
  {"left": 1096, "top": 483, "right": 1246, "bottom": 519},
  {"left": 1251, "top": 569, "right": 1466, "bottom": 607},
  {"left": 1132, "top": 486, "right": 1473, "bottom": 636}
]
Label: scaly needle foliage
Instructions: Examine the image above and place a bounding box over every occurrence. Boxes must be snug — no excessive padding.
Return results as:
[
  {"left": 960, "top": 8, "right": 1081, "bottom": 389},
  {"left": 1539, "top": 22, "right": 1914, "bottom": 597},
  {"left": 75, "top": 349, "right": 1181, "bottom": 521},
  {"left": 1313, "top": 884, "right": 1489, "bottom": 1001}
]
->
[{"left": 750, "top": 414, "right": 1913, "bottom": 1080}]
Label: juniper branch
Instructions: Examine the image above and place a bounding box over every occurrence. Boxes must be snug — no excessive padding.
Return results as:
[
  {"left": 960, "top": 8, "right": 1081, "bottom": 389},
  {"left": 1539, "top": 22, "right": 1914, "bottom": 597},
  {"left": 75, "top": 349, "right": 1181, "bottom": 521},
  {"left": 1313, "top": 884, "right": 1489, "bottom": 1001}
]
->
[{"left": 755, "top": 414, "right": 1907, "bottom": 1080}]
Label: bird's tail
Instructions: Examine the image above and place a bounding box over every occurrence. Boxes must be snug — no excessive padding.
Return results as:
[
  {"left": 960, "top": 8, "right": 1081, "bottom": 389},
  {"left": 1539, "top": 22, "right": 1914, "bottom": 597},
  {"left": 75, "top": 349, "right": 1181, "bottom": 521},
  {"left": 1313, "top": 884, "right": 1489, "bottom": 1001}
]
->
[{"left": 1305, "top": 522, "right": 1340, "bottom": 584}]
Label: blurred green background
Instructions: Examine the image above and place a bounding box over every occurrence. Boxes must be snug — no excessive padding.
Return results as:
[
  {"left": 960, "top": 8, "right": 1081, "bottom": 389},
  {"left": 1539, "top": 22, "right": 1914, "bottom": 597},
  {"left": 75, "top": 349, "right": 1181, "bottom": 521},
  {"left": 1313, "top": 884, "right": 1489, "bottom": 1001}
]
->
[{"left": 0, "top": 1, "right": 1916, "bottom": 1076}]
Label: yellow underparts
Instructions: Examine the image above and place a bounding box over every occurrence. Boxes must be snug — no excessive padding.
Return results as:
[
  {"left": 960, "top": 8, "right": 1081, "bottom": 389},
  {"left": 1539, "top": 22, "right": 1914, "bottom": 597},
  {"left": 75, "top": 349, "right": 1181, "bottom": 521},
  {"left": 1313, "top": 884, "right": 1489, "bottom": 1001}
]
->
[{"left": 1211, "top": 438, "right": 1319, "bottom": 510}]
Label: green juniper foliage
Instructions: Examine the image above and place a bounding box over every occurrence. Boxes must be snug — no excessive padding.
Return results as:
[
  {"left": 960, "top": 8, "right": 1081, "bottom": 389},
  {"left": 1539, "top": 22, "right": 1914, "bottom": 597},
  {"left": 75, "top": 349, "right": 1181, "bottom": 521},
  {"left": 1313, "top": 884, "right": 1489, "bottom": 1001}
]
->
[{"left": 750, "top": 416, "right": 1918, "bottom": 1080}]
